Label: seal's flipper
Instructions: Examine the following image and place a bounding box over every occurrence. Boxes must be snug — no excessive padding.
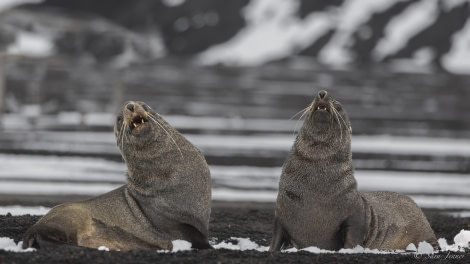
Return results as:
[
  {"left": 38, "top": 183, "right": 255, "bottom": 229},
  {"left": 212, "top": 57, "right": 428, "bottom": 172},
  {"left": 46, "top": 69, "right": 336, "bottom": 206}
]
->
[
  {"left": 341, "top": 214, "right": 366, "bottom": 249},
  {"left": 178, "top": 224, "right": 213, "bottom": 250},
  {"left": 22, "top": 224, "right": 76, "bottom": 249},
  {"left": 269, "top": 215, "right": 291, "bottom": 251},
  {"left": 89, "top": 218, "right": 172, "bottom": 250}
]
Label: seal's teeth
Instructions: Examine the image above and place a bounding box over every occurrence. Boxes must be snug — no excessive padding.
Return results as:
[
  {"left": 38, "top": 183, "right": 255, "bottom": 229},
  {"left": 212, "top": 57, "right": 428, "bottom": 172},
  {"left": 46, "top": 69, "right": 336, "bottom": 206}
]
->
[
  {"left": 141, "top": 119, "right": 144, "bottom": 124},
  {"left": 133, "top": 123, "right": 137, "bottom": 128}
]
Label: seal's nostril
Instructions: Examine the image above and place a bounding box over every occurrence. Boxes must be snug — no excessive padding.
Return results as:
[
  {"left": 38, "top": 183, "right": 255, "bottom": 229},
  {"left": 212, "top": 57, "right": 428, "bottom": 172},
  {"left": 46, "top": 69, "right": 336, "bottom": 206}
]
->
[
  {"left": 127, "top": 103, "right": 134, "bottom": 112},
  {"left": 318, "top": 90, "right": 327, "bottom": 99}
]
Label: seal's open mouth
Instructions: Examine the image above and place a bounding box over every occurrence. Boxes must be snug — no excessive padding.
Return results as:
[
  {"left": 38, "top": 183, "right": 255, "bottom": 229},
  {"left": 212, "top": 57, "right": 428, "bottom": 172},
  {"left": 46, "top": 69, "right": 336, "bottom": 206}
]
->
[
  {"left": 315, "top": 103, "right": 328, "bottom": 111},
  {"left": 130, "top": 115, "right": 148, "bottom": 130}
]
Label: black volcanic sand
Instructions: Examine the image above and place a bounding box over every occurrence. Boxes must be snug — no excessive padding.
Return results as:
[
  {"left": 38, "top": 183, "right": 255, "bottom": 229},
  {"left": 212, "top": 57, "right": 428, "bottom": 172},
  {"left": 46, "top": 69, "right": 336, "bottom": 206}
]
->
[{"left": 0, "top": 202, "right": 469, "bottom": 263}]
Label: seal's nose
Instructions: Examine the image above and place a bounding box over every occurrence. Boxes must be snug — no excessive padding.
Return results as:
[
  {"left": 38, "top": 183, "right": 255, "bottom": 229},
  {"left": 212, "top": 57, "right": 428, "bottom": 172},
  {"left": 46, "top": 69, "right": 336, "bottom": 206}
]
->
[
  {"left": 318, "top": 90, "right": 327, "bottom": 99},
  {"left": 126, "top": 103, "right": 134, "bottom": 112}
]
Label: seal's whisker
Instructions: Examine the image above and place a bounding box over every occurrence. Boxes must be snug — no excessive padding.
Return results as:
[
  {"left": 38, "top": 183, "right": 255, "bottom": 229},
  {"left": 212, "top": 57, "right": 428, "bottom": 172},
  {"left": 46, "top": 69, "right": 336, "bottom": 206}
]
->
[
  {"left": 122, "top": 123, "right": 131, "bottom": 159},
  {"left": 330, "top": 106, "right": 342, "bottom": 140},
  {"left": 119, "top": 122, "right": 127, "bottom": 161},
  {"left": 148, "top": 115, "right": 184, "bottom": 158},
  {"left": 329, "top": 102, "right": 348, "bottom": 140},
  {"left": 300, "top": 104, "right": 313, "bottom": 119},
  {"left": 293, "top": 104, "right": 313, "bottom": 136},
  {"left": 117, "top": 123, "right": 122, "bottom": 147},
  {"left": 290, "top": 104, "right": 312, "bottom": 120},
  {"left": 332, "top": 105, "right": 350, "bottom": 134}
]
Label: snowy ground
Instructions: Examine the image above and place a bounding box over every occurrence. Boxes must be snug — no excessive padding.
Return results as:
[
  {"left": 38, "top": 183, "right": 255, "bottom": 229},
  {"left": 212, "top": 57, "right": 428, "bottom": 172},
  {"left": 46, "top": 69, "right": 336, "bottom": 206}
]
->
[
  {"left": 0, "top": 200, "right": 469, "bottom": 256},
  {"left": 0, "top": 215, "right": 469, "bottom": 257}
]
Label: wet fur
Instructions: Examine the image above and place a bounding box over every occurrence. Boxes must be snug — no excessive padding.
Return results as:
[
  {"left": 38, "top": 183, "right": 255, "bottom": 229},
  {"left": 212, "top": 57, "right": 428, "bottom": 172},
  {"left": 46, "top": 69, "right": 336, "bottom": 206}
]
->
[
  {"left": 270, "top": 91, "right": 437, "bottom": 251},
  {"left": 23, "top": 101, "right": 212, "bottom": 251}
]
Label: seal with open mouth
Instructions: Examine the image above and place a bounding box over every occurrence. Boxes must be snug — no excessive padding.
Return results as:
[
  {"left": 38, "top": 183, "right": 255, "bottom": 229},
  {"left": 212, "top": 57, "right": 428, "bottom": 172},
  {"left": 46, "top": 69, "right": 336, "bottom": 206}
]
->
[
  {"left": 22, "top": 101, "right": 213, "bottom": 251},
  {"left": 269, "top": 90, "right": 437, "bottom": 251}
]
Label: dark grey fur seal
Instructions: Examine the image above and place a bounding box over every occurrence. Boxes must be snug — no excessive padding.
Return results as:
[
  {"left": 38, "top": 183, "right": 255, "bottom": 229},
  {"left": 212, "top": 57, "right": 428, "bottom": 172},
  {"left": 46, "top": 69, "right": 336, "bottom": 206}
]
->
[
  {"left": 269, "top": 90, "right": 437, "bottom": 251},
  {"left": 22, "top": 101, "right": 212, "bottom": 251}
]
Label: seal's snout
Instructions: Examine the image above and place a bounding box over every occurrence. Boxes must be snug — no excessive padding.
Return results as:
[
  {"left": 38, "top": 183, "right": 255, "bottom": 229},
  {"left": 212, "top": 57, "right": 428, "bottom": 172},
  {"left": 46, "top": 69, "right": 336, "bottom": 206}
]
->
[
  {"left": 313, "top": 90, "right": 331, "bottom": 112},
  {"left": 123, "top": 102, "right": 149, "bottom": 131}
]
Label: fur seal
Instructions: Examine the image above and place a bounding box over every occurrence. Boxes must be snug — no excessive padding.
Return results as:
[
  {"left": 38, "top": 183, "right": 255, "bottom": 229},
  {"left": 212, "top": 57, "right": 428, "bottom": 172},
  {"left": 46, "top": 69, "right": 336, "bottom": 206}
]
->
[
  {"left": 22, "top": 101, "right": 213, "bottom": 251},
  {"left": 269, "top": 90, "right": 437, "bottom": 251}
]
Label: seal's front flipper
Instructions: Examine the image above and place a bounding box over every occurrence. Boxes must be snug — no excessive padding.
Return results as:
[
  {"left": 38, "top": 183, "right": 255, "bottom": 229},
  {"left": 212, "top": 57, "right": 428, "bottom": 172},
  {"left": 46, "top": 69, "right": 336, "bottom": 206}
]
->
[
  {"left": 341, "top": 214, "right": 366, "bottom": 249},
  {"left": 269, "top": 215, "right": 291, "bottom": 251},
  {"left": 178, "top": 224, "right": 213, "bottom": 250}
]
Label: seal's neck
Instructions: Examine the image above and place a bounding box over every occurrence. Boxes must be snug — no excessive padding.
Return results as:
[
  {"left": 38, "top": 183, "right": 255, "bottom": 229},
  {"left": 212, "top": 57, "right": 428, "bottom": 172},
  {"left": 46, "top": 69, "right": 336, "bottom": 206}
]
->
[
  {"left": 290, "top": 130, "right": 355, "bottom": 189},
  {"left": 124, "top": 141, "right": 186, "bottom": 195},
  {"left": 294, "top": 127, "right": 351, "bottom": 162}
]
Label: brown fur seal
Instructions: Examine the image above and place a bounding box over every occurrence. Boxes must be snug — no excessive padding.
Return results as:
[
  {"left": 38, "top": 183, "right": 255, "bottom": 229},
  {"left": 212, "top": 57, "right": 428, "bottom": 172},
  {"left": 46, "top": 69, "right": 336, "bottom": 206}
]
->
[
  {"left": 22, "top": 101, "right": 212, "bottom": 251},
  {"left": 269, "top": 90, "right": 437, "bottom": 251}
]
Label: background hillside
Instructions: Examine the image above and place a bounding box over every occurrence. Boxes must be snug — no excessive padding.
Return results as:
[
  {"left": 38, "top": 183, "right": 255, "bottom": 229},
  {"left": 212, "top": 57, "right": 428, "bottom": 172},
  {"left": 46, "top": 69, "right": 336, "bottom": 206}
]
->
[{"left": 2, "top": 0, "right": 470, "bottom": 73}]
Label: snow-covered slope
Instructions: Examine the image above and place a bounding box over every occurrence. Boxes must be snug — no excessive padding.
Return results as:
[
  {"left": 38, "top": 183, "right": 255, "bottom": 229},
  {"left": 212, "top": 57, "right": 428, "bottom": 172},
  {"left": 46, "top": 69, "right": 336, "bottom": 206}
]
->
[
  {"left": 198, "top": 0, "right": 470, "bottom": 74},
  {"left": 2, "top": 0, "right": 470, "bottom": 73}
]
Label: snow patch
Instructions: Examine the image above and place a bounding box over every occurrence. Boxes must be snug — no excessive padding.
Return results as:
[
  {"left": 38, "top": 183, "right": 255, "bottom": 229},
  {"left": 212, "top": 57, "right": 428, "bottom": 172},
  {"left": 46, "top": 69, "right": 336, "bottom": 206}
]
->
[
  {"left": 198, "top": 0, "right": 334, "bottom": 66},
  {"left": 5, "top": 231, "right": 470, "bottom": 254},
  {"left": 7, "top": 31, "right": 54, "bottom": 58},
  {"left": 213, "top": 237, "right": 269, "bottom": 251},
  {"left": 410, "top": 195, "right": 470, "bottom": 210},
  {"left": 0, "top": 238, "right": 34, "bottom": 252},
  {"left": 439, "top": 230, "right": 470, "bottom": 252},
  {"left": 284, "top": 246, "right": 331, "bottom": 253},
  {"left": 161, "top": 0, "right": 185, "bottom": 7},
  {"left": 373, "top": 0, "right": 438, "bottom": 60},
  {"left": 0, "top": 205, "right": 50, "bottom": 216},
  {"left": 212, "top": 188, "right": 276, "bottom": 202},
  {"left": 417, "top": 241, "right": 435, "bottom": 254},
  {"left": 441, "top": 0, "right": 470, "bottom": 11},
  {"left": 442, "top": 17, "right": 470, "bottom": 74},
  {"left": 172, "top": 240, "right": 192, "bottom": 252},
  {"left": 0, "top": 154, "right": 125, "bottom": 182},
  {"left": 319, "top": 0, "right": 405, "bottom": 66},
  {"left": 98, "top": 246, "right": 110, "bottom": 251},
  {"left": 453, "top": 230, "right": 470, "bottom": 248},
  {"left": 446, "top": 211, "right": 470, "bottom": 218},
  {"left": 286, "top": 245, "right": 401, "bottom": 254},
  {"left": 0, "top": 182, "right": 121, "bottom": 196},
  {"left": 0, "top": 0, "right": 42, "bottom": 12},
  {"left": 406, "top": 243, "right": 417, "bottom": 252}
]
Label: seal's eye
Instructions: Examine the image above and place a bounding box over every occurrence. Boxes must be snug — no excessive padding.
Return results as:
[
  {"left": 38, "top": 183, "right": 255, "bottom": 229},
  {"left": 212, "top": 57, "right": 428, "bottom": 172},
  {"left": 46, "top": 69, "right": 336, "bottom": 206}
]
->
[
  {"left": 334, "top": 104, "right": 342, "bottom": 112},
  {"left": 117, "top": 114, "right": 123, "bottom": 123},
  {"left": 142, "top": 104, "right": 149, "bottom": 111}
]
